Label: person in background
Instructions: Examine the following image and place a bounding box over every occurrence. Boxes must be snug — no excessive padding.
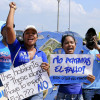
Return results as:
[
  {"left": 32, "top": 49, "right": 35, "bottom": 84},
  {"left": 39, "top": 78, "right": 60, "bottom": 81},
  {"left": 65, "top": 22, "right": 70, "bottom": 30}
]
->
[
  {"left": 97, "top": 37, "right": 100, "bottom": 45},
  {"left": 80, "top": 28, "right": 100, "bottom": 100},
  {"left": 6, "top": 2, "right": 49, "bottom": 100},
  {"left": 0, "top": 22, "right": 14, "bottom": 99},
  {"left": 0, "top": 23, "right": 12, "bottom": 85},
  {"left": 56, "top": 34, "right": 95, "bottom": 100}
]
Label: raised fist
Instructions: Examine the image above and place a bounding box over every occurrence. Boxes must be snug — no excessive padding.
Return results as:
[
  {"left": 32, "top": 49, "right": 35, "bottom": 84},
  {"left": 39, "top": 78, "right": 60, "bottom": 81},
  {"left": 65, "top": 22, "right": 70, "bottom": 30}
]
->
[{"left": 9, "top": 2, "right": 17, "bottom": 10}]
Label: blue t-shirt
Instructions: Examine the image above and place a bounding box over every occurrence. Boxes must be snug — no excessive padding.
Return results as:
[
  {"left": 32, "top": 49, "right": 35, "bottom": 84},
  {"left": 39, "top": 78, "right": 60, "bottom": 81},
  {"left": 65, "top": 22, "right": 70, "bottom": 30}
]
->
[
  {"left": 0, "top": 41, "right": 12, "bottom": 73},
  {"left": 8, "top": 39, "right": 48, "bottom": 67},
  {"left": 80, "top": 45, "right": 100, "bottom": 89}
]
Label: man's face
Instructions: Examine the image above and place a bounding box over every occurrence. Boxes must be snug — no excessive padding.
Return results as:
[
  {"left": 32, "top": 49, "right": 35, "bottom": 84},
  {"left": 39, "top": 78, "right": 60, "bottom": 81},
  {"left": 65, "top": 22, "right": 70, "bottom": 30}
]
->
[{"left": 85, "top": 33, "right": 97, "bottom": 49}]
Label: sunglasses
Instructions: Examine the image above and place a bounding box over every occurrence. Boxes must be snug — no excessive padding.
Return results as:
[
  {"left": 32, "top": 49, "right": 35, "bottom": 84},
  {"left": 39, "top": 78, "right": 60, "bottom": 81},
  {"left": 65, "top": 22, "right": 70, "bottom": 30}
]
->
[{"left": 62, "top": 32, "right": 74, "bottom": 38}]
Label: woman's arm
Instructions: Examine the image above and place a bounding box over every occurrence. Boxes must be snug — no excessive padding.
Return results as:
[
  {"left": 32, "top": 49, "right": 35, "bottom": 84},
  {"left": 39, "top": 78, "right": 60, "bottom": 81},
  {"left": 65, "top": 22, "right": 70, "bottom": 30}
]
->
[{"left": 6, "top": 2, "right": 16, "bottom": 44}]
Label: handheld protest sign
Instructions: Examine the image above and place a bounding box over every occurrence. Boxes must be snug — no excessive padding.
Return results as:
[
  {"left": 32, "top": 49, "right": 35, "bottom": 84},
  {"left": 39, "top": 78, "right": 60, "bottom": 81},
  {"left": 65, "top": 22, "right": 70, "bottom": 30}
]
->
[
  {"left": 0, "top": 60, "right": 52, "bottom": 100},
  {"left": 50, "top": 54, "right": 94, "bottom": 84}
]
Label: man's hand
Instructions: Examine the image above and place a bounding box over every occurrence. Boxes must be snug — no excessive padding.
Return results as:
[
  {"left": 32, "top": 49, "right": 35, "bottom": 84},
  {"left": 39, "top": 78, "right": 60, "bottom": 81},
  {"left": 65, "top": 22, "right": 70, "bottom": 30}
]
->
[
  {"left": 87, "top": 74, "right": 95, "bottom": 83},
  {"left": 93, "top": 36, "right": 100, "bottom": 52}
]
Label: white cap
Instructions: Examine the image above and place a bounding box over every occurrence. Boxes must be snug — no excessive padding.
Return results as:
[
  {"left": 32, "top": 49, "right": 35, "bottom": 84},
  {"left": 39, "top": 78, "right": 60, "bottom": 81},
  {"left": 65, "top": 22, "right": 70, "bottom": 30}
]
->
[{"left": 24, "top": 25, "right": 37, "bottom": 33}]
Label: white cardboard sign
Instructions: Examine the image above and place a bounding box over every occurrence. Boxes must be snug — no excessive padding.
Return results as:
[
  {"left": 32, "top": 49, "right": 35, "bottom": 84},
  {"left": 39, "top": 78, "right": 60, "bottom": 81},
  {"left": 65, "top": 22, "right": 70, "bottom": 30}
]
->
[
  {"left": 0, "top": 60, "right": 52, "bottom": 100},
  {"left": 50, "top": 54, "right": 93, "bottom": 84}
]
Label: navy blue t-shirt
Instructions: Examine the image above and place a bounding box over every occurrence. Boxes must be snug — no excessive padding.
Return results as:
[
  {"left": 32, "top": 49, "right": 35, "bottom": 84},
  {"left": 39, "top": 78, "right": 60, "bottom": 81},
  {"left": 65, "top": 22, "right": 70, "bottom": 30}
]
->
[{"left": 58, "top": 83, "right": 82, "bottom": 94}]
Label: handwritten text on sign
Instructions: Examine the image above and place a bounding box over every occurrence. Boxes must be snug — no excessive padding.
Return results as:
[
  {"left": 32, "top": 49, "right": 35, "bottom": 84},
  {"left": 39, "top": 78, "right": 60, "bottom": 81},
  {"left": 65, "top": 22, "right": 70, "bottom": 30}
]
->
[
  {"left": 50, "top": 54, "right": 93, "bottom": 84},
  {"left": 0, "top": 60, "right": 52, "bottom": 100}
]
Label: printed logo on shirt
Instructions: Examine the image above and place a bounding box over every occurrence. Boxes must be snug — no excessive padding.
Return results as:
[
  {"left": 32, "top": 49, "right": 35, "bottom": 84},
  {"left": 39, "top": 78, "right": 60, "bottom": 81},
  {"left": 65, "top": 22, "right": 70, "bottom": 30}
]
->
[
  {"left": 19, "top": 51, "right": 29, "bottom": 62},
  {"left": 0, "top": 55, "right": 11, "bottom": 63},
  {"left": 96, "top": 54, "right": 100, "bottom": 63},
  {"left": 0, "top": 51, "right": 8, "bottom": 56},
  {"left": 20, "top": 52, "right": 27, "bottom": 56}
]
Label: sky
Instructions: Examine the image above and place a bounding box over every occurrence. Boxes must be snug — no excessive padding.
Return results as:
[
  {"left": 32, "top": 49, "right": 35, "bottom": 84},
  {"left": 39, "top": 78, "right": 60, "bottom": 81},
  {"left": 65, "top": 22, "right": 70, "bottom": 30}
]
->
[{"left": 0, "top": 0, "right": 100, "bottom": 38}]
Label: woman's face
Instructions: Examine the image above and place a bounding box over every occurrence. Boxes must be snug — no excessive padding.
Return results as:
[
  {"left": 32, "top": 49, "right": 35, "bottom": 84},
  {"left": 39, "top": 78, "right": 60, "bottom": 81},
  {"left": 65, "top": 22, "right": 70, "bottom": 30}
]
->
[
  {"left": 23, "top": 29, "right": 38, "bottom": 47},
  {"left": 62, "top": 36, "right": 76, "bottom": 54}
]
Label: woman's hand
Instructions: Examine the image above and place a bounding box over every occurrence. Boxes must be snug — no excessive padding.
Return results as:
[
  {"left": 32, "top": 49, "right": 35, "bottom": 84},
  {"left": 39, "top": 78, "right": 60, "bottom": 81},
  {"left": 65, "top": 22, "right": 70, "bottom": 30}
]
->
[
  {"left": 9, "top": 2, "right": 17, "bottom": 10},
  {"left": 6, "top": 2, "right": 16, "bottom": 44},
  {"left": 41, "top": 62, "right": 49, "bottom": 71},
  {"left": 87, "top": 74, "right": 95, "bottom": 83},
  {"left": 41, "top": 62, "right": 50, "bottom": 76}
]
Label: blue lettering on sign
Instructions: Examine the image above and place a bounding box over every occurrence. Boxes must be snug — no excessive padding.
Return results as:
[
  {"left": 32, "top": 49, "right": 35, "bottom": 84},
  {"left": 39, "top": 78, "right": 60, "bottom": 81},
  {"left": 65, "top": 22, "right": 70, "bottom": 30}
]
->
[
  {"left": 54, "top": 66, "right": 86, "bottom": 74},
  {"left": 64, "top": 66, "right": 85, "bottom": 74},
  {"left": 50, "top": 76, "right": 88, "bottom": 84},
  {"left": 0, "top": 90, "right": 4, "bottom": 98},
  {"left": 38, "top": 81, "right": 48, "bottom": 92},
  {"left": 53, "top": 56, "right": 63, "bottom": 64},
  {"left": 65, "top": 57, "right": 91, "bottom": 66},
  {"left": 55, "top": 65, "right": 64, "bottom": 73}
]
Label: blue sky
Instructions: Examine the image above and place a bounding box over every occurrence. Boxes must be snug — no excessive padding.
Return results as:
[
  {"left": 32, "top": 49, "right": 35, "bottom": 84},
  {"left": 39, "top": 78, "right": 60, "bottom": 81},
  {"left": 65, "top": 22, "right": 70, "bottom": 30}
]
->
[
  {"left": 75, "top": 0, "right": 100, "bottom": 12},
  {"left": 0, "top": 0, "right": 100, "bottom": 38}
]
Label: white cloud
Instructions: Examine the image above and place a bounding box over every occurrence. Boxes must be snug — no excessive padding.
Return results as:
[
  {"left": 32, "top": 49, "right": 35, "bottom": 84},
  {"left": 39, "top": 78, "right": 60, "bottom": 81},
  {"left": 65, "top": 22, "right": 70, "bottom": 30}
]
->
[
  {"left": 31, "top": 0, "right": 57, "bottom": 13},
  {"left": 15, "top": 0, "right": 100, "bottom": 37},
  {"left": 1, "top": 0, "right": 100, "bottom": 38},
  {"left": 71, "top": 1, "right": 86, "bottom": 15},
  {"left": 17, "top": 0, "right": 57, "bottom": 14},
  {"left": 58, "top": 0, "right": 100, "bottom": 37},
  {"left": 60, "top": 0, "right": 86, "bottom": 16}
]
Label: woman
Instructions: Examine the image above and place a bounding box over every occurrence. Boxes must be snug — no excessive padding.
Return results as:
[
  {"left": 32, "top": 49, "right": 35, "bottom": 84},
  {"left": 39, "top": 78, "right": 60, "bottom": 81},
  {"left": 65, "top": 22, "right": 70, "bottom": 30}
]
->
[
  {"left": 6, "top": 2, "right": 49, "bottom": 100},
  {"left": 56, "top": 35, "right": 95, "bottom": 100}
]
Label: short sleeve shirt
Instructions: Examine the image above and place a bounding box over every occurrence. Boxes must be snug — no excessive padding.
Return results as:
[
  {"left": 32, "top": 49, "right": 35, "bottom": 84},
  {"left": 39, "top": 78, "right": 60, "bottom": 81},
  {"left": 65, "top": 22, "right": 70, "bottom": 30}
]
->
[{"left": 8, "top": 39, "right": 48, "bottom": 67}]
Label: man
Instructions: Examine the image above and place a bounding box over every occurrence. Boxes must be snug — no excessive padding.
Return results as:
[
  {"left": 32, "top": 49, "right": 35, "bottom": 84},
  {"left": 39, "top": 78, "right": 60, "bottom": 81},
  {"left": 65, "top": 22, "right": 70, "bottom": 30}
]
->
[{"left": 80, "top": 28, "right": 100, "bottom": 100}]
